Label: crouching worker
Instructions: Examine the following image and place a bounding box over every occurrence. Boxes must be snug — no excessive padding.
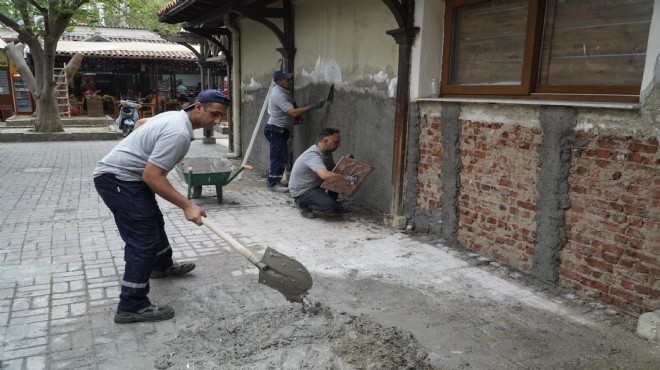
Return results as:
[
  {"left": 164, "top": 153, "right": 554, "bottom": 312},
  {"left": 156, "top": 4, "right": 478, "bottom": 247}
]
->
[
  {"left": 289, "top": 128, "right": 358, "bottom": 219},
  {"left": 92, "top": 90, "right": 230, "bottom": 323}
]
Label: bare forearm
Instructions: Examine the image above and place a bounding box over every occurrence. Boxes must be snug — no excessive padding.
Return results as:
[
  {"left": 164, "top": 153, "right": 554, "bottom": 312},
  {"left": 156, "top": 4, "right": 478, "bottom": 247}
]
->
[
  {"left": 317, "top": 169, "right": 350, "bottom": 183},
  {"left": 287, "top": 105, "right": 314, "bottom": 117}
]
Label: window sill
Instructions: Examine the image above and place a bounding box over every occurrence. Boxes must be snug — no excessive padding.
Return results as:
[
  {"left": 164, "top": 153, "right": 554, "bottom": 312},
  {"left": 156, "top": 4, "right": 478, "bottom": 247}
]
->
[{"left": 415, "top": 97, "right": 641, "bottom": 110}]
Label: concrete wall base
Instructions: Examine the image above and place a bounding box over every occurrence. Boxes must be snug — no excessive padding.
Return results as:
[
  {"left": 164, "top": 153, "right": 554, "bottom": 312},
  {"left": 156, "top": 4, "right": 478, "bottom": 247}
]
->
[
  {"left": 203, "top": 137, "right": 217, "bottom": 144},
  {"left": 384, "top": 214, "right": 407, "bottom": 229},
  {"left": 637, "top": 310, "right": 660, "bottom": 342}
]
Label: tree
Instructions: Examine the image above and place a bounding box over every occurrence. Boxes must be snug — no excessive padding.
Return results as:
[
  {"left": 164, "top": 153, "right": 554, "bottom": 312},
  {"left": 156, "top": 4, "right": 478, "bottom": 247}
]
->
[
  {"left": 0, "top": 0, "right": 179, "bottom": 132},
  {"left": 0, "top": 1, "right": 92, "bottom": 132}
]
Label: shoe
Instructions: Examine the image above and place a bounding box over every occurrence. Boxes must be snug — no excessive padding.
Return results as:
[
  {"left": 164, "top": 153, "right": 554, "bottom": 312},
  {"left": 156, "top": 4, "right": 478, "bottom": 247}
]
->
[
  {"left": 335, "top": 205, "right": 352, "bottom": 213},
  {"left": 300, "top": 210, "right": 316, "bottom": 219},
  {"left": 114, "top": 304, "right": 175, "bottom": 324},
  {"left": 267, "top": 184, "right": 289, "bottom": 193},
  {"left": 151, "top": 261, "right": 195, "bottom": 279},
  {"left": 279, "top": 180, "right": 289, "bottom": 187}
]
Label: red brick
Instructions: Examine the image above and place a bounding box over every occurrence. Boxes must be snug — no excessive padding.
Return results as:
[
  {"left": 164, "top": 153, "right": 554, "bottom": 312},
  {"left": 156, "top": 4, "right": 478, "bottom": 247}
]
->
[
  {"left": 517, "top": 200, "right": 536, "bottom": 211},
  {"left": 601, "top": 253, "right": 619, "bottom": 264},
  {"left": 596, "top": 149, "right": 613, "bottom": 159},
  {"left": 610, "top": 287, "right": 643, "bottom": 304},
  {"left": 628, "top": 142, "right": 658, "bottom": 154},
  {"left": 595, "top": 159, "right": 611, "bottom": 168}
]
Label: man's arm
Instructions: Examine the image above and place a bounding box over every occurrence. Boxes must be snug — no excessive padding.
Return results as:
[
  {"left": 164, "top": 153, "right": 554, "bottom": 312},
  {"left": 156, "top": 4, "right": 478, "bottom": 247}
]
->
[
  {"left": 142, "top": 162, "right": 206, "bottom": 225},
  {"left": 315, "top": 168, "right": 352, "bottom": 183},
  {"left": 286, "top": 99, "right": 325, "bottom": 118}
]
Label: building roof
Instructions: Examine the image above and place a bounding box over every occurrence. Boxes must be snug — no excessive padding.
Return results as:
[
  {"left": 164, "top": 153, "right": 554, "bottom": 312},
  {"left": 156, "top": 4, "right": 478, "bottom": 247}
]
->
[
  {"left": 1, "top": 26, "right": 198, "bottom": 61},
  {"left": 56, "top": 41, "right": 198, "bottom": 60},
  {"left": 157, "top": 0, "right": 278, "bottom": 26}
]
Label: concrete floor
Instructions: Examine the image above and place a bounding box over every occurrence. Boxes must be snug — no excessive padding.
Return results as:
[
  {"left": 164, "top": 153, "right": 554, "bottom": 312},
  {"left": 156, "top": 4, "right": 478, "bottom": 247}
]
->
[{"left": 0, "top": 132, "right": 658, "bottom": 369}]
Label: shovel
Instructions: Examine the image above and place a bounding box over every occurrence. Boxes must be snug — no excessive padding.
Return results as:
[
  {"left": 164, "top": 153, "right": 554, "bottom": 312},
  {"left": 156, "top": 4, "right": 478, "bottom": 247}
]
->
[{"left": 201, "top": 218, "right": 313, "bottom": 303}]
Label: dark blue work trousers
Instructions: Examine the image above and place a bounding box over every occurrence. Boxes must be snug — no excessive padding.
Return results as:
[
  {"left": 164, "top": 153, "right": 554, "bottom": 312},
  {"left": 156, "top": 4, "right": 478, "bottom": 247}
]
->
[
  {"left": 263, "top": 124, "right": 289, "bottom": 187},
  {"left": 294, "top": 188, "right": 340, "bottom": 213},
  {"left": 94, "top": 174, "right": 173, "bottom": 312}
]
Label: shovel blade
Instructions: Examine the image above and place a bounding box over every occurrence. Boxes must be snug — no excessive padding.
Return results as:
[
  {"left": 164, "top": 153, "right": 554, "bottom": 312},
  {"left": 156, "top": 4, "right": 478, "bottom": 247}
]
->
[{"left": 258, "top": 247, "right": 313, "bottom": 303}]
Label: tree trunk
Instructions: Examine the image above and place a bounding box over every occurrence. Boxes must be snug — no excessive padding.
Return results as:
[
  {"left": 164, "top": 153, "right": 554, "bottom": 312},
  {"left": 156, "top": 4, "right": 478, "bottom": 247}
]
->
[
  {"left": 0, "top": 0, "right": 88, "bottom": 132},
  {"left": 34, "top": 86, "right": 64, "bottom": 132},
  {"left": 4, "top": 44, "right": 37, "bottom": 93},
  {"left": 65, "top": 53, "right": 84, "bottom": 82}
]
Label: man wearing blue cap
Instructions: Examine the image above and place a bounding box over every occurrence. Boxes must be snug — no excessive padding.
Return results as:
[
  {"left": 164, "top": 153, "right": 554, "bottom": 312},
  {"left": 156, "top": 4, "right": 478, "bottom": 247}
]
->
[
  {"left": 264, "top": 70, "right": 325, "bottom": 192},
  {"left": 93, "top": 89, "right": 230, "bottom": 323}
]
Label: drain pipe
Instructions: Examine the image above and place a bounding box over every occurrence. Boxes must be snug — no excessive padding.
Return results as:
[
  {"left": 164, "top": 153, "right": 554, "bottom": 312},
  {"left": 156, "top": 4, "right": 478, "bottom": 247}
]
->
[{"left": 225, "top": 18, "right": 241, "bottom": 159}]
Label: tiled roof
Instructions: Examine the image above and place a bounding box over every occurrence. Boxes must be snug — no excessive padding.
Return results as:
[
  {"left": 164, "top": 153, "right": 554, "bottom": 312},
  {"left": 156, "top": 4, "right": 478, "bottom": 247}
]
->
[
  {"left": 59, "top": 35, "right": 170, "bottom": 43},
  {"left": 1, "top": 26, "right": 197, "bottom": 61},
  {"left": 56, "top": 41, "right": 198, "bottom": 60},
  {"left": 157, "top": 0, "right": 188, "bottom": 16}
]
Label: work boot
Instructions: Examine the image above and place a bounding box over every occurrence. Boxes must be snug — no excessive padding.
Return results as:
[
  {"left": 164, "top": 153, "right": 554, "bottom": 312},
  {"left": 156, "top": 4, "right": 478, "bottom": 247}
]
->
[
  {"left": 114, "top": 304, "right": 175, "bottom": 324},
  {"left": 267, "top": 184, "right": 289, "bottom": 193},
  {"left": 151, "top": 261, "right": 195, "bottom": 279},
  {"left": 300, "top": 210, "right": 316, "bottom": 219},
  {"left": 335, "top": 205, "right": 352, "bottom": 213}
]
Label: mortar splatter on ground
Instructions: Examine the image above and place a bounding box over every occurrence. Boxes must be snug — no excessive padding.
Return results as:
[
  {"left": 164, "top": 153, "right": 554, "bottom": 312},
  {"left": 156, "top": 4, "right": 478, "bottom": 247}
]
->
[{"left": 154, "top": 305, "right": 440, "bottom": 370}]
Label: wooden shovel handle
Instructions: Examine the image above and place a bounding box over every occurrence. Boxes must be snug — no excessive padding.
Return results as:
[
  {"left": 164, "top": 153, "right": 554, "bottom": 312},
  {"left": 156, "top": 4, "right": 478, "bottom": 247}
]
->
[
  {"left": 201, "top": 218, "right": 266, "bottom": 270},
  {"left": 202, "top": 218, "right": 252, "bottom": 258}
]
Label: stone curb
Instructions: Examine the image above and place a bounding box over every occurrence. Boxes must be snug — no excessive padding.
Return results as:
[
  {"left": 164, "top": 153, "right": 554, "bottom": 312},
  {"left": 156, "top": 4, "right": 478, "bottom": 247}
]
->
[{"left": 0, "top": 131, "right": 122, "bottom": 142}]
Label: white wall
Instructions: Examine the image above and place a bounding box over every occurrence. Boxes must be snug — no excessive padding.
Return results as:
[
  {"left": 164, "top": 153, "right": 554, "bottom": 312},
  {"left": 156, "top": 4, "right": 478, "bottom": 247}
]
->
[
  {"left": 410, "top": 0, "right": 444, "bottom": 99},
  {"left": 641, "top": 0, "right": 660, "bottom": 100},
  {"left": 239, "top": 0, "right": 399, "bottom": 96}
]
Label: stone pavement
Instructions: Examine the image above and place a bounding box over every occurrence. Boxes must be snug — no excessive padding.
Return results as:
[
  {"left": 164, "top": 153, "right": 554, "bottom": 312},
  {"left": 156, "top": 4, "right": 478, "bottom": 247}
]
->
[{"left": 0, "top": 132, "right": 659, "bottom": 369}]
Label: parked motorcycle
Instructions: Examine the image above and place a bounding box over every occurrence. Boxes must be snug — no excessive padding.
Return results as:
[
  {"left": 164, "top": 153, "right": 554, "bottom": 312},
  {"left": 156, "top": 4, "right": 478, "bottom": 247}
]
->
[{"left": 116, "top": 100, "right": 141, "bottom": 137}]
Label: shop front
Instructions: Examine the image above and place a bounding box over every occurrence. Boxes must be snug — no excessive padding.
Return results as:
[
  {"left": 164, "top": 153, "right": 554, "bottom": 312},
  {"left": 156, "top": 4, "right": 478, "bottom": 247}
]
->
[{"left": 60, "top": 55, "right": 221, "bottom": 115}]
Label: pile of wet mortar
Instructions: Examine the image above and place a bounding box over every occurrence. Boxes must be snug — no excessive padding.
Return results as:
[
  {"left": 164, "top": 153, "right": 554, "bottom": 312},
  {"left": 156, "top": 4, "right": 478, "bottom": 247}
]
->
[{"left": 154, "top": 304, "right": 438, "bottom": 369}]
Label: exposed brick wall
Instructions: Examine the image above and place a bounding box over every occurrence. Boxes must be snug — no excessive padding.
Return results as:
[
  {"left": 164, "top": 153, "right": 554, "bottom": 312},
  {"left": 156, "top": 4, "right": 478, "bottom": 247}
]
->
[
  {"left": 417, "top": 113, "right": 442, "bottom": 210},
  {"left": 457, "top": 121, "right": 542, "bottom": 273},
  {"left": 560, "top": 133, "right": 660, "bottom": 315},
  {"left": 414, "top": 102, "right": 659, "bottom": 316}
]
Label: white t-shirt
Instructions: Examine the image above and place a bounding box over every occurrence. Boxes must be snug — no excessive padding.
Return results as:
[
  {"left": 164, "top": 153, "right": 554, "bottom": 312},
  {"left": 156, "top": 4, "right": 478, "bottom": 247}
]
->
[{"left": 93, "top": 110, "right": 194, "bottom": 181}]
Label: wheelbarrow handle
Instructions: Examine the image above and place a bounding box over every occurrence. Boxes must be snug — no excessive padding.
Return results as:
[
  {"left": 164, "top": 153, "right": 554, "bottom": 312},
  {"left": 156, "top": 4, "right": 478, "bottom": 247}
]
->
[
  {"left": 201, "top": 218, "right": 267, "bottom": 270},
  {"left": 225, "top": 165, "right": 252, "bottom": 184}
]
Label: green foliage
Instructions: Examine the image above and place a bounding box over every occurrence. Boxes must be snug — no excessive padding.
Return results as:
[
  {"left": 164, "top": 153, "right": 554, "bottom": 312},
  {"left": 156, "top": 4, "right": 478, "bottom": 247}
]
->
[
  {"left": 0, "top": 1, "right": 180, "bottom": 37},
  {"left": 92, "top": 0, "right": 181, "bottom": 35}
]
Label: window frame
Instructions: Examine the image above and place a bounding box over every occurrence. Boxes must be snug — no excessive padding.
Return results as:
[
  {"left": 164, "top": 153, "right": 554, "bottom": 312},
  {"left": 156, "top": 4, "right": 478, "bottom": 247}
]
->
[{"left": 440, "top": 0, "right": 647, "bottom": 102}]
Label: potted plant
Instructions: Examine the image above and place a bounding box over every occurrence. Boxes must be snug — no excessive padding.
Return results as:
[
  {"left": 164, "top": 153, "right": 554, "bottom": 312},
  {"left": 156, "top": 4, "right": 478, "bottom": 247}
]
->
[
  {"left": 84, "top": 90, "right": 104, "bottom": 116},
  {"left": 68, "top": 93, "right": 78, "bottom": 107}
]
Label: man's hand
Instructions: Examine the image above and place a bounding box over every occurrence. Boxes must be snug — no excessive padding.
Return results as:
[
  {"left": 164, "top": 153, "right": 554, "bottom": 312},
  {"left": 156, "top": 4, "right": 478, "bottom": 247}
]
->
[
  {"left": 347, "top": 175, "right": 358, "bottom": 185},
  {"left": 184, "top": 203, "right": 207, "bottom": 226},
  {"left": 309, "top": 99, "right": 325, "bottom": 110}
]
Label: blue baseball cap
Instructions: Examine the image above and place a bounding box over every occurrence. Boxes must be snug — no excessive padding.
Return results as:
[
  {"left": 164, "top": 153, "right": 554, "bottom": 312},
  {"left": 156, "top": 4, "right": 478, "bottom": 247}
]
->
[
  {"left": 273, "top": 70, "right": 294, "bottom": 82},
  {"left": 195, "top": 89, "right": 230, "bottom": 106}
]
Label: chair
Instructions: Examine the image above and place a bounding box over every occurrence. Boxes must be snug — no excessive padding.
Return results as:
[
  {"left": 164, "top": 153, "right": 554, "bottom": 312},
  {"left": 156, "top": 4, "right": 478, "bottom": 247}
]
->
[
  {"left": 102, "top": 95, "right": 118, "bottom": 118},
  {"left": 165, "top": 100, "right": 182, "bottom": 111},
  {"left": 139, "top": 103, "right": 155, "bottom": 118}
]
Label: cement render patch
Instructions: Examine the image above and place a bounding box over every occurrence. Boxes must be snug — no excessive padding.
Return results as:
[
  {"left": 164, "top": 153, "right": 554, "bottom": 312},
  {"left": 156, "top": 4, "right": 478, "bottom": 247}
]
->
[{"left": 0, "top": 136, "right": 658, "bottom": 369}]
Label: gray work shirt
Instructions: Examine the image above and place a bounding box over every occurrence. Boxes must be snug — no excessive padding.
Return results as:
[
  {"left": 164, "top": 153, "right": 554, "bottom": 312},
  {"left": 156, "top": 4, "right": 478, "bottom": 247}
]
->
[
  {"left": 289, "top": 144, "right": 334, "bottom": 198},
  {"left": 93, "top": 110, "right": 194, "bottom": 181},
  {"left": 267, "top": 85, "right": 295, "bottom": 130}
]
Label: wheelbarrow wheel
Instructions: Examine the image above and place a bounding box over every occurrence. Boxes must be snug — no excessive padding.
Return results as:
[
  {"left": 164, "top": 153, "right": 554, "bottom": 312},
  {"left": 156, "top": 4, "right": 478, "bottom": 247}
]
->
[{"left": 192, "top": 186, "right": 203, "bottom": 198}]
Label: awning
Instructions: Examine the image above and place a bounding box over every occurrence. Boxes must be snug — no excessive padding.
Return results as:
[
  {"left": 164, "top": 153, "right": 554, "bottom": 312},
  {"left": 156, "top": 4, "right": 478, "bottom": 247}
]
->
[{"left": 56, "top": 41, "right": 199, "bottom": 60}]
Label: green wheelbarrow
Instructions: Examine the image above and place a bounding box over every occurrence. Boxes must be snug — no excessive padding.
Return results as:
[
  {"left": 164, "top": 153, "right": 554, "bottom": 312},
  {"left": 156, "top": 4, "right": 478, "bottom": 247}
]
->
[{"left": 176, "top": 157, "right": 252, "bottom": 204}]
